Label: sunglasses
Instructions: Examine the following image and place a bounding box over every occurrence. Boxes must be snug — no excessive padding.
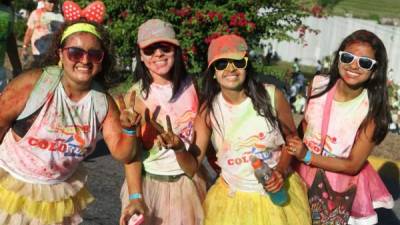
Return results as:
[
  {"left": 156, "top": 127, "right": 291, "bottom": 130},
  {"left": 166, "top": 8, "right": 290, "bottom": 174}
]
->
[
  {"left": 142, "top": 43, "right": 175, "bottom": 56},
  {"left": 62, "top": 47, "right": 104, "bottom": 64},
  {"left": 338, "top": 51, "right": 377, "bottom": 71},
  {"left": 214, "top": 57, "right": 248, "bottom": 71}
]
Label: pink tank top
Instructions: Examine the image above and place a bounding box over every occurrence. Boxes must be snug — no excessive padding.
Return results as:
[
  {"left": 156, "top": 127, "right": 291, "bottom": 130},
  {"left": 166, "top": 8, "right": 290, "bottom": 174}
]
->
[{"left": 0, "top": 83, "right": 102, "bottom": 184}]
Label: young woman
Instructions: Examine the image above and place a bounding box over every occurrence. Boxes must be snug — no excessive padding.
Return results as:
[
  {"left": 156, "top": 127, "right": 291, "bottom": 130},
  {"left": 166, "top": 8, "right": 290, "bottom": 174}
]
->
[
  {"left": 287, "top": 29, "right": 394, "bottom": 225},
  {"left": 119, "top": 19, "right": 204, "bottom": 225},
  {"left": 195, "top": 34, "right": 310, "bottom": 225},
  {"left": 0, "top": 9, "right": 139, "bottom": 224}
]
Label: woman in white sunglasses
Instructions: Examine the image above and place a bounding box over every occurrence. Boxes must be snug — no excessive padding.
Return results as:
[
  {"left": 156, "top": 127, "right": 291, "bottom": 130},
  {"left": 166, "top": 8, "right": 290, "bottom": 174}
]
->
[{"left": 286, "top": 29, "right": 394, "bottom": 225}]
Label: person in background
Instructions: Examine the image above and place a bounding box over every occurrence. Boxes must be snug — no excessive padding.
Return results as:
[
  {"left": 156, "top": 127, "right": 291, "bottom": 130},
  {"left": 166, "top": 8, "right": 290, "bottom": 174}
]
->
[
  {"left": 0, "top": 1, "right": 140, "bottom": 223},
  {"left": 195, "top": 34, "right": 311, "bottom": 225},
  {"left": 22, "top": 0, "right": 56, "bottom": 65},
  {"left": 287, "top": 29, "right": 394, "bottom": 225},
  {"left": 119, "top": 19, "right": 204, "bottom": 225},
  {"left": 0, "top": 0, "right": 22, "bottom": 92}
]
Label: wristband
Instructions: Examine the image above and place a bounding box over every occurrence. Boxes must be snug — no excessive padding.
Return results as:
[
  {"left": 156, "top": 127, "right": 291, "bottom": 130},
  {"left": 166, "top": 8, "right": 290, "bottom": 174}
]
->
[
  {"left": 129, "top": 193, "right": 142, "bottom": 200},
  {"left": 122, "top": 128, "right": 136, "bottom": 136},
  {"left": 302, "top": 150, "right": 312, "bottom": 165}
]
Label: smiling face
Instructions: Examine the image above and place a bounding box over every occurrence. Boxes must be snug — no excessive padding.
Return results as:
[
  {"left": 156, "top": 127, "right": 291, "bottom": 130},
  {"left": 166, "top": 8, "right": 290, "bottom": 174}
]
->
[
  {"left": 140, "top": 42, "right": 175, "bottom": 82},
  {"left": 338, "top": 42, "right": 376, "bottom": 88},
  {"left": 59, "top": 32, "right": 103, "bottom": 85},
  {"left": 214, "top": 58, "right": 247, "bottom": 92}
]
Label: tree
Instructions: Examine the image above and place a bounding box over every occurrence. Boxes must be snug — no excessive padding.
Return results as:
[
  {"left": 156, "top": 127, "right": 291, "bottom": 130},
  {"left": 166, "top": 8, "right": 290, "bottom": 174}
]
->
[{"left": 70, "top": 0, "right": 309, "bottom": 74}]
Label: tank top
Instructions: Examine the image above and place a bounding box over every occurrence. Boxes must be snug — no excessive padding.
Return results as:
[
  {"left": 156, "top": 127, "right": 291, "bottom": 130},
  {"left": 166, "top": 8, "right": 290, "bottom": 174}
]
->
[
  {"left": 210, "top": 85, "right": 284, "bottom": 193},
  {"left": 303, "top": 75, "right": 369, "bottom": 157},
  {"left": 0, "top": 82, "right": 103, "bottom": 184},
  {"left": 129, "top": 78, "right": 198, "bottom": 176}
]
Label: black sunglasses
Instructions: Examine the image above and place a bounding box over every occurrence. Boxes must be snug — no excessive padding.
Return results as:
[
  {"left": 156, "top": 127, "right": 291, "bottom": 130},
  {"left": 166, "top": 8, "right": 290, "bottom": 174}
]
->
[
  {"left": 142, "top": 43, "right": 175, "bottom": 56},
  {"left": 338, "top": 51, "right": 377, "bottom": 71},
  {"left": 214, "top": 57, "right": 248, "bottom": 71},
  {"left": 62, "top": 47, "right": 104, "bottom": 64}
]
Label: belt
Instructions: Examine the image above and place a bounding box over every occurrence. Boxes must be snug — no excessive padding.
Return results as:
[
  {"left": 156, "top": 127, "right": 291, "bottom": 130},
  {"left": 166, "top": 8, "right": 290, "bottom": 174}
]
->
[{"left": 145, "top": 172, "right": 186, "bottom": 182}]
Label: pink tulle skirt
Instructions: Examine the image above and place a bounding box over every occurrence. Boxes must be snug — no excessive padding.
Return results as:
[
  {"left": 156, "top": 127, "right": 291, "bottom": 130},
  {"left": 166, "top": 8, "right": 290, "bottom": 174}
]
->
[{"left": 296, "top": 161, "right": 394, "bottom": 225}]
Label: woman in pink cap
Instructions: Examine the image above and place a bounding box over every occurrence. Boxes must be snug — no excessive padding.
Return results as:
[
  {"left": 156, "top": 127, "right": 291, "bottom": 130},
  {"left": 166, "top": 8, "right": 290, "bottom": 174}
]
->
[
  {"left": 119, "top": 19, "right": 204, "bottom": 225},
  {"left": 193, "top": 34, "right": 311, "bottom": 225}
]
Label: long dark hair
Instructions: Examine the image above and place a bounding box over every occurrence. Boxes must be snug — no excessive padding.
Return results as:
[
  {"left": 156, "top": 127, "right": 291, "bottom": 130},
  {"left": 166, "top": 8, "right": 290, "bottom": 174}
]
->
[
  {"left": 42, "top": 20, "right": 116, "bottom": 88},
  {"left": 133, "top": 44, "right": 189, "bottom": 101},
  {"left": 201, "top": 60, "right": 277, "bottom": 130},
  {"left": 313, "top": 29, "right": 389, "bottom": 144}
]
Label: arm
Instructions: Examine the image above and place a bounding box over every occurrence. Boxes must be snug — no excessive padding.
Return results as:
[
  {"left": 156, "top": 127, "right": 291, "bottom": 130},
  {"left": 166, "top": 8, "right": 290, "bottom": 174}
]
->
[
  {"left": 6, "top": 33, "right": 22, "bottom": 76},
  {"left": 274, "top": 88, "right": 297, "bottom": 174},
  {"left": 119, "top": 146, "right": 145, "bottom": 225},
  {"left": 0, "top": 69, "right": 41, "bottom": 142},
  {"left": 289, "top": 120, "right": 376, "bottom": 175},
  {"left": 101, "top": 95, "right": 139, "bottom": 163},
  {"left": 178, "top": 105, "right": 212, "bottom": 177}
]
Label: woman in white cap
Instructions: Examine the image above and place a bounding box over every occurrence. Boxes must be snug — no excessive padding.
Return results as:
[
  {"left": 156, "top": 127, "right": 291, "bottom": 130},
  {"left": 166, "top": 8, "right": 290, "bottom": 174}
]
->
[
  {"left": 194, "top": 34, "right": 311, "bottom": 225},
  {"left": 119, "top": 19, "right": 204, "bottom": 225}
]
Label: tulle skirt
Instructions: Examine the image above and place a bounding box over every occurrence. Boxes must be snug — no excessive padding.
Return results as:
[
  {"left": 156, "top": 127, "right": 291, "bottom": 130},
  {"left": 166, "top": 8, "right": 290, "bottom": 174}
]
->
[
  {"left": 296, "top": 161, "right": 394, "bottom": 225},
  {"left": 120, "top": 174, "right": 204, "bottom": 225},
  {"left": 203, "top": 173, "right": 311, "bottom": 225},
  {"left": 0, "top": 167, "right": 94, "bottom": 225}
]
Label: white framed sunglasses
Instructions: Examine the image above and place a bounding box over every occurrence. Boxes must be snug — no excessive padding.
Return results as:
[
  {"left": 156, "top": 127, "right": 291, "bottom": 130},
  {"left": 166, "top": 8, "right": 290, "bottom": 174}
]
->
[{"left": 338, "top": 51, "right": 377, "bottom": 71}]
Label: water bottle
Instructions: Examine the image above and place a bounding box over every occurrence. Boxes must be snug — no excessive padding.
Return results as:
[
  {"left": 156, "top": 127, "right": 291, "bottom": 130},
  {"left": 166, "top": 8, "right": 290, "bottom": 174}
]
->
[{"left": 250, "top": 155, "right": 288, "bottom": 206}]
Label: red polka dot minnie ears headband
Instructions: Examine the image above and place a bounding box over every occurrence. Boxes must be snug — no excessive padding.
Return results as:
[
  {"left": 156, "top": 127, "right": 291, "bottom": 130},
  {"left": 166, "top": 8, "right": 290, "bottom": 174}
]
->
[{"left": 61, "top": 1, "right": 106, "bottom": 43}]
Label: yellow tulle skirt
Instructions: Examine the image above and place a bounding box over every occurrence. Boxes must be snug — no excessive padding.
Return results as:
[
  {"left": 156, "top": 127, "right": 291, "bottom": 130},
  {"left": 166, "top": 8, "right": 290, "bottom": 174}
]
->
[
  {"left": 204, "top": 172, "right": 311, "bottom": 225},
  {"left": 0, "top": 167, "right": 94, "bottom": 225}
]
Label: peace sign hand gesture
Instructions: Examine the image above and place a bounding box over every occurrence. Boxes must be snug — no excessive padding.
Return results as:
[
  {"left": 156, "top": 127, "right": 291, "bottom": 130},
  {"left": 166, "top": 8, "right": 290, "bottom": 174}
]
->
[
  {"left": 116, "top": 91, "right": 141, "bottom": 129},
  {"left": 150, "top": 115, "right": 185, "bottom": 152}
]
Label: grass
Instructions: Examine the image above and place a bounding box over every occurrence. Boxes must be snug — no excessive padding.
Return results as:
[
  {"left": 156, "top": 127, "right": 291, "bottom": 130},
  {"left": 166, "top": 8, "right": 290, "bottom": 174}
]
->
[{"left": 331, "top": 0, "right": 400, "bottom": 20}]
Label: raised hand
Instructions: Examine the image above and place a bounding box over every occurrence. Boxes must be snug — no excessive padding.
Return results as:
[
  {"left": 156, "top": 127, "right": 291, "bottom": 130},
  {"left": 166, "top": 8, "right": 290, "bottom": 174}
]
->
[
  {"left": 149, "top": 114, "right": 185, "bottom": 152},
  {"left": 116, "top": 91, "right": 141, "bottom": 129}
]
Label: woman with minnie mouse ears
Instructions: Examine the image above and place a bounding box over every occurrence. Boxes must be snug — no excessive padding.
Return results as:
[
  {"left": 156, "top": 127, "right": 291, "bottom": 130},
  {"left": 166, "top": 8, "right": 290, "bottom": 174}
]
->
[{"left": 0, "top": 1, "right": 140, "bottom": 224}]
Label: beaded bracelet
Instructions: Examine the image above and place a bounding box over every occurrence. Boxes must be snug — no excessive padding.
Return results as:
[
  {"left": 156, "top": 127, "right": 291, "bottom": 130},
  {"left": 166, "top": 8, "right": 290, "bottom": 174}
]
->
[
  {"left": 302, "top": 150, "right": 312, "bottom": 165},
  {"left": 128, "top": 193, "right": 142, "bottom": 200},
  {"left": 122, "top": 128, "right": 136, "bottom": 136}
]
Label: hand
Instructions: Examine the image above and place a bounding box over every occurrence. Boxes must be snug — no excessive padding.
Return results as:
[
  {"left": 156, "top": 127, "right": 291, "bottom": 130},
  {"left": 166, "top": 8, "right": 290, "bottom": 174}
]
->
[
  {"left": 22, "top": 47, "right": 29, "bottom": 59},
  {"left": 119, "top": 199, "right": 147, "bottom": 225},
  {"left": 149, "top": 114, "right": 185, "bottom": 152},
  {"left": 284, "top": 135, "right": 306, "bottom": 160},
  {"left": 264, "top": 170, "right": 284, "bottom": 193},
  {"left": 116, "top": 91, "right": 141, "bottom": 129}
]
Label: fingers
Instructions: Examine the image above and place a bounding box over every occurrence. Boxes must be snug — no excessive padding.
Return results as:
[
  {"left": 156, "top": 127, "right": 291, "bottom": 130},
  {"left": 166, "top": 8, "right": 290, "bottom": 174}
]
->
[
  {"left": 116, "top": 95, "right": 126, "bottom": 111},
  {"left": 265, "top": 170, "right": 284, "bottom": 193},
  {"left": 150, "top": 119, "right": 165, "bottom": 134},
  {"left": 166, "top": 115, "right": 173, "bottom": 133},
  {"left": 128, "top": 91, "right": 136, "bottom": 110}
]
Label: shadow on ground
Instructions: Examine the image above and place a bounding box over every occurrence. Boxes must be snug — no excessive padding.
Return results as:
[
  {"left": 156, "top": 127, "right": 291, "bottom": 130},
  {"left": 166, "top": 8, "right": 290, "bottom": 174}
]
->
[
  {"left": 378, "top": 162, "right": 400, "bottom": 225},
  {"left": 85, "top": 139, "right": 110, "bottom": 162}
]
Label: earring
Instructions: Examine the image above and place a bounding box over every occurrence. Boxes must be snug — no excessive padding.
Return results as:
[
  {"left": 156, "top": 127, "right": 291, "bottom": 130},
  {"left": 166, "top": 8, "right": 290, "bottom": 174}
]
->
[
  {"left": 58, "top": 60, "right": 63, "bottom": 68},
  {"left": 213, "top": 74, "right": 216, "bottom": 79}
]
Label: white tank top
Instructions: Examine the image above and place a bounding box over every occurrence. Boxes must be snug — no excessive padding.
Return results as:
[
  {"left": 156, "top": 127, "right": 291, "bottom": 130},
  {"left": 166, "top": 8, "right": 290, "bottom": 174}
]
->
[{"left": 0, "top": 83, "right": 101, "bottom": 184}]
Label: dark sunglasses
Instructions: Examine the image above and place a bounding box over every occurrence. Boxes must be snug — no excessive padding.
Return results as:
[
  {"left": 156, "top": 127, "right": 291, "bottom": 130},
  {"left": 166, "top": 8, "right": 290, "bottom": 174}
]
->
[
  {"left": 338, "top": 51, "right": 377, "bottom": 71},
  {"left": 214, "top": 57, "right": 248, "bottom": 71},
  {"left": 62, "top": 47, "right": 104, "bottom": 64},
  {"left": 142, "top": 43, "right": 175, "bottom": 56}
]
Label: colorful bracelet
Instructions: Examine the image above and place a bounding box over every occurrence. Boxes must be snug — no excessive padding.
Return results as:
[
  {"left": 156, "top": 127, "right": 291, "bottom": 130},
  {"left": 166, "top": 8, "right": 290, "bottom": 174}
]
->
[
  {"left": 128, "top": 193, "right": 142, "bottom": 200},
  {"left": 122, "top": 128, "right": 136, "bottom": 136},
  {"left": 302, "top": 150, "right": 312, "bottom": 165}
]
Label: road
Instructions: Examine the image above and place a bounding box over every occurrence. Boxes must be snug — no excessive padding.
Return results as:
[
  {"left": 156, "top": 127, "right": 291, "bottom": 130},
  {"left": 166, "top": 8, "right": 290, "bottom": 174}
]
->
[{"left": 81, "top": 140, "right": 400, "bottom": 225}]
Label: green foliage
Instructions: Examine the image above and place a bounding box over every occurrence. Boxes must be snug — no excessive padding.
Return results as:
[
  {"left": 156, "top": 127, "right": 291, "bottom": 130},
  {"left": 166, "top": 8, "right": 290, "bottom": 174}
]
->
[
  {"left": 74, "top": 0, "right": 309, "bottom": 74},
  {"left": 13, "top": 18, "right": 26, "bottom": 41}
]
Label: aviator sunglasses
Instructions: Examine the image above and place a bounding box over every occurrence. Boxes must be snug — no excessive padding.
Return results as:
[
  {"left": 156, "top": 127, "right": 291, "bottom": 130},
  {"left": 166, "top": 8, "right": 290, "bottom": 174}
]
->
[
  {"left": 142, "top": 43, "right": 175, "bottom": 56},
  {"left": 214, "top": 57, "right": 248, "bottom": 71},
  {"left": 338, "top": 51, "right": 377, "bottom": 71},
  {"left": 62, "top": 47, "right": 104, "bottom": 64}
]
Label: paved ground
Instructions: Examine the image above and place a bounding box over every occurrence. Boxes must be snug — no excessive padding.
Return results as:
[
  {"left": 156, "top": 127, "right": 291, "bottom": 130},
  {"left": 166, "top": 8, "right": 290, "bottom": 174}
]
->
[{"left": 81, "top": 140, "right": 400, "bottom": 225}]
